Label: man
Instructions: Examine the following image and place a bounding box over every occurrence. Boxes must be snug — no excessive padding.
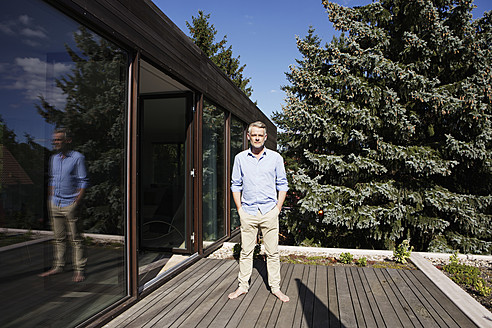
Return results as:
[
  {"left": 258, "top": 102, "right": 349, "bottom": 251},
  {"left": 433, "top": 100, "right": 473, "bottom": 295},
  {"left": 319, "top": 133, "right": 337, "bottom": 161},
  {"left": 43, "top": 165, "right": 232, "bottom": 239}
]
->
[
  {"left": 39, "top": 128, "right": 88, "bottom": 282},
  {"left": 228, "top": 121, "right": 290, "bottom": 302}
]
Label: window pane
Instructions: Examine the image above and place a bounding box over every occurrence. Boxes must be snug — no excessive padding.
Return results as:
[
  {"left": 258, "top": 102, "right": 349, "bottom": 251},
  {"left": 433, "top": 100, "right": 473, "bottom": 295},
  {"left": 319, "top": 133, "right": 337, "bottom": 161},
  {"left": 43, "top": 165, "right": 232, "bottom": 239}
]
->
[
  {"left": 202, "top": 101, "right": 225, "bottom": 246},
  {"left": 0, "top": 0, "right": 128, "bottom": 327},
  {"left": 230, "top": 116, "right": 244, "bottom": 232}
]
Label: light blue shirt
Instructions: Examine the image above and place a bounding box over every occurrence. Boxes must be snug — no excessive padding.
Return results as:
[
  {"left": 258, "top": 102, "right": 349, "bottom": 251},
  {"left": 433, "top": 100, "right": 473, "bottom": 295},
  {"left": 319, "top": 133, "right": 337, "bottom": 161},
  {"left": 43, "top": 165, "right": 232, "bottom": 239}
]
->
[
  {"left": 231, "top": 147, "right": 289, "bottom": 215},
  {"left": 49, "top": 150, "right": 88, "bottom": 207}
]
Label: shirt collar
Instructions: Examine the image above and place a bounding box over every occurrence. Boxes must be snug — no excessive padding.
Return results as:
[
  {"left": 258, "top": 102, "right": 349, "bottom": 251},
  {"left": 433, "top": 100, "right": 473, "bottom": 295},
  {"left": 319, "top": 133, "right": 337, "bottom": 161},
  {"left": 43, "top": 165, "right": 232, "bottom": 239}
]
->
[
  {"left": 58, "top": 150, "right": 74, "bottom": 158},
  {"left": 247, "top": 147, "right": 268, "bottom": 157}
]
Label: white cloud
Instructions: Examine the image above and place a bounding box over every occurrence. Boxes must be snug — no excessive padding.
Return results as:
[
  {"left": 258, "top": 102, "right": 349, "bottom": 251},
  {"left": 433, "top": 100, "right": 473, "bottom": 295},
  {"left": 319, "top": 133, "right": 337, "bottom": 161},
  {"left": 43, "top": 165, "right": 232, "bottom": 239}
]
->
[
  {"left": 20, "top": 27, "right": 47, "bottom": 39},
  {"left": 0, "top": 22, "right": 15, "bottom": 35},
  {"left": 270, "top": 89, "right": 277, "bottom": 93},
  {"left": 1, "top": 57, "right": 72, "bottom": 108},
  {"left": 0, "top": 15, "right": 48, "bottom": 47},
  {"left": 19, "top": 15, "right": 31, "bottom": 25}
]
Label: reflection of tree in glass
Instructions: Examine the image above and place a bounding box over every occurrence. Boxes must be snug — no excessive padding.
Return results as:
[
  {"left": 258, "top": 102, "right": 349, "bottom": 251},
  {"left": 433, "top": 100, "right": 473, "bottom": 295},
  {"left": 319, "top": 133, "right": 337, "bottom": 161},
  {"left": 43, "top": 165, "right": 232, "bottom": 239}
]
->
[
  {"left": 229, "top": 117, "right": 244, "bottom": 231},
  {"left": 37, "top": 27, "right": 127, "bottom": 235},
  {"left": 202, "top": 103, "right": 225, "bottom": 241}
]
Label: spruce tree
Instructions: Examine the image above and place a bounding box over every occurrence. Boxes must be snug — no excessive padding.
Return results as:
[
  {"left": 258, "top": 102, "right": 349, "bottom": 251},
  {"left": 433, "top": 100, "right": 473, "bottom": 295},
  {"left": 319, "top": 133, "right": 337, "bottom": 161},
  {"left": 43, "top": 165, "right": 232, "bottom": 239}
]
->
[
  {"left": 37, "top": 27, "right": 127, "bottom": 234},
  {"left": 274, "top": 0, "right": 491, "bottom": 254},
  {"left": 186, "top": 11, "right": 253, "bottom": 97}
]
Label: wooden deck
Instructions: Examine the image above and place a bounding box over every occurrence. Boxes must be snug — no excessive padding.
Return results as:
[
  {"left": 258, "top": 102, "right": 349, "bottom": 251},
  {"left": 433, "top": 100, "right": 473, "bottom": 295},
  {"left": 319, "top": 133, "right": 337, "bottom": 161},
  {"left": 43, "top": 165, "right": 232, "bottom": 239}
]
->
[{"left": 104, "top": 258, "right": 477, "bottom": 328}]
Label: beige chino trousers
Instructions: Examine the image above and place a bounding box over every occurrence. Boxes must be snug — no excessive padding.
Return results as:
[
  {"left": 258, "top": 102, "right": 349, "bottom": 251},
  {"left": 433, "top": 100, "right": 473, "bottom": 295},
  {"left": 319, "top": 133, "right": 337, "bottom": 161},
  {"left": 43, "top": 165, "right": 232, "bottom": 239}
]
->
[
  {"left": 238, "top": 206, "right": 281, "bottom": 293},
  {"left": 49, "top": 202, "right": 86, "bottom": 273}
]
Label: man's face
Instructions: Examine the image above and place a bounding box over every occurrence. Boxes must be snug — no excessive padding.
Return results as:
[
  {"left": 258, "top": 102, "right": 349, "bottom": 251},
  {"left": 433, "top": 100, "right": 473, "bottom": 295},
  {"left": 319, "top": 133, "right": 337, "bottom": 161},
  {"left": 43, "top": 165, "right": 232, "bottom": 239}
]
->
[
  {"left": 52, "top": 132, "right": 68, "bottom": 151},
  {"left": 248, "top": 126, "right": 267, "bottom": 149}
]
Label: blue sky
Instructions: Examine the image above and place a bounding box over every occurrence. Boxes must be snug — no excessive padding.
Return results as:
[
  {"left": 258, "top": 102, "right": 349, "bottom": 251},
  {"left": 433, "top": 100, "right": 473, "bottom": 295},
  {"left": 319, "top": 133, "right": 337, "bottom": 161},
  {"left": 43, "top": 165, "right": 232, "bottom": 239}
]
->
[{"left": 155, "top": 0, "right": 492, "bottom": 120}]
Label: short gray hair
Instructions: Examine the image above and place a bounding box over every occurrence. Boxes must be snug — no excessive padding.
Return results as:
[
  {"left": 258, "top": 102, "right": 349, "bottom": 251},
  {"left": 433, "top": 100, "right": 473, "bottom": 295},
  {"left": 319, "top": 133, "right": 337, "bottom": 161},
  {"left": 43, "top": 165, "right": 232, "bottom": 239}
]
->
[
  {"left": 248, "top": 121, "right": 267, "bottom": 134},
  {"left": 53, "top": 128, "right": 71, "bottom": 140}
]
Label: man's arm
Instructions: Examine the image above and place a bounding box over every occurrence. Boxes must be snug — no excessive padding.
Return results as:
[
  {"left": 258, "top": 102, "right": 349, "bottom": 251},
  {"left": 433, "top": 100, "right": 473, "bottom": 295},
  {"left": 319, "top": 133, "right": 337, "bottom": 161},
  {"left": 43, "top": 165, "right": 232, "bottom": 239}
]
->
[
  {"left": 277, "top": 190, "right": 287, "bottom": 211},
  {"left": 74, "top": 154, "right": 88, "bottom": 206},
  {"left": 74, "top": 188, "right": 85, "bottom": 206},
  {"left": 232, "top": 191, "right": 242, "bottom": 210}
]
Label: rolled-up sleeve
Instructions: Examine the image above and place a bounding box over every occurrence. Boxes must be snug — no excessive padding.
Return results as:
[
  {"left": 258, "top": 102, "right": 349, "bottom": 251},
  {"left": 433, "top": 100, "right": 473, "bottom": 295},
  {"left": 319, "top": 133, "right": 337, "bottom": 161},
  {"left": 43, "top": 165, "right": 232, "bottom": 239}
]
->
[
  {"left": 230, "top": 155, "right": 243, "bottom": 193},
  {"left": 76, "top": 155, "right": 88, "bottom": 190},
  {"left": 275, "top": 155, "right": 289, "bottom": 191}
]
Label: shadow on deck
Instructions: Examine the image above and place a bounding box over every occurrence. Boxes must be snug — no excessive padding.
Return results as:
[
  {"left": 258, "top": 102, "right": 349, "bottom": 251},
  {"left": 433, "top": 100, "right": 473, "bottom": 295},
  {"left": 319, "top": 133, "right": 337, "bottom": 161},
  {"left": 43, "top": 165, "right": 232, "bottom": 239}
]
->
[{"left": 104, "top": 258, "right": 477, "bottom": 328}]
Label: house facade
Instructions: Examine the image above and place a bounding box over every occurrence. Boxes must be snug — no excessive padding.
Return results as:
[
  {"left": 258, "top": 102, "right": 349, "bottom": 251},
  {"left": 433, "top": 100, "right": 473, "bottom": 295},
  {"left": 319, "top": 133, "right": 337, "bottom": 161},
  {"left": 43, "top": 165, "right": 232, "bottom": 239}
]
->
[{"left": 0, "top": 0, "right": 275, "bottom": 326}]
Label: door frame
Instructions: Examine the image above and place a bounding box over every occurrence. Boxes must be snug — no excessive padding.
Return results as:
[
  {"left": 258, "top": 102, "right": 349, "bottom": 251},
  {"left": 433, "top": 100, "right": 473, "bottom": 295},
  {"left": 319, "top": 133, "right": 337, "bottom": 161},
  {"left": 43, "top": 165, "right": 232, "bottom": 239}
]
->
[{"left": 137, "top": 92, "right": 194, "bottom": 254}]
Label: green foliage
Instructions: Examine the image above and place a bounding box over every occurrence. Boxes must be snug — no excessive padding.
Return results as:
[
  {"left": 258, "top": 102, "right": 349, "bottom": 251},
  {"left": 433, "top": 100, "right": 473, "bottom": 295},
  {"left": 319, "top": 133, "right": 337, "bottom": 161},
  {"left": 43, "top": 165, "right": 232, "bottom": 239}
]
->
[
  {"left": 443, "top": 262, "right": 491, "bottom": 296},
  {"left": 186, "top": 11, "right": 253, "bottom": 97},
  {"left": 356, "top": 256, "right": 368, "bottom": 267},
  {"left": 449, "top": 250, "right": 460, "bottom": 265},
  {"left": 474, "top": 278, "right": 491, "bottom": 297},
  {"left": 253, "top": 243, "right": 262, "bottom": 259},
  {"left": 233, "top": 242, "right": 241, "bottom": 257},
  {"left": 394, "top": 240, "right": 413, "bottom": 263},
  {"left": 37, "top": 27, "right": 127, "bottom": 234},
  {"left": 274, "top": 0, "right": 492, "bottom": 254},
  {"left": 339, "top": 252, "right": 354, "bottom": 264}
]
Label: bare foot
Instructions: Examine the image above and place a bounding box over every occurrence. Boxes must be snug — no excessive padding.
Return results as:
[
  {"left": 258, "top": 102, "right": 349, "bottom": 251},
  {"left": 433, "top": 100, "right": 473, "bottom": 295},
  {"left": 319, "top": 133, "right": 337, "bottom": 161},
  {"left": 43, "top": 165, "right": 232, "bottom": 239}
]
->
[
  {"left": 72, "top": 272, "right": 85, "bottom": 282},
  {"left": 272, "top": 290, "right": 289, "bottom": 302},
  {"left": 38, "top": 268, "right": 62, "bottom": 277},
  {"left": 228, "top": 288, "right": 247, "bottom": 299}
]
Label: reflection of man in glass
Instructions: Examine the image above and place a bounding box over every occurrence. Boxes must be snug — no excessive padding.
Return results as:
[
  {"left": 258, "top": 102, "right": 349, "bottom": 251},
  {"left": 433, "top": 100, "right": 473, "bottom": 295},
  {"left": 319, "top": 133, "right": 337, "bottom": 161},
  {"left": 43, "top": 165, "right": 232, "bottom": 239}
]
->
[
  {"left": 228, "top": 121, "right": 290, "bottom": 302},
  {"left": 39, "top": 128, "right": 88, "bottom": 282}
]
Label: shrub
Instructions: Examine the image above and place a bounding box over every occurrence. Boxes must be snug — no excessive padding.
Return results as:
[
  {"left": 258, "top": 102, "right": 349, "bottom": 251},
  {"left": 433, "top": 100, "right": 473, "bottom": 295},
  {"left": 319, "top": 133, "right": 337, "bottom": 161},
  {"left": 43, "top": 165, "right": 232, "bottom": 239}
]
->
[
  {"left": 449, "top": 250, "right": 459, "bottom": 265},
  {"left": 394, "top": 240, "right": 413, "bottom": 264},
  {"left": 443, "top": 262, "right": 491, "bottom": 297},
  {"left": 339, "top": 252, "right": 353, "bottom": 264},
  {"left": 356, "top": 257, "right": 367, "bottom": 267}
]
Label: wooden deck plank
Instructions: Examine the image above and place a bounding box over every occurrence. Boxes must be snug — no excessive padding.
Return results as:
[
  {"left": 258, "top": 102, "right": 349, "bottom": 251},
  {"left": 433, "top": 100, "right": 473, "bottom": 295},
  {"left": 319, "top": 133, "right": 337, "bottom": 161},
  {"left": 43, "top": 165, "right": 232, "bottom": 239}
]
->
[
  {"left": 106, "top": 258, "right": 209, "bottom": 327},
  {"left": 402, "top": 270, "right": 476, "bottom": 328},
  {"left": 122, "top": 259, "right": 219, "bottom": 327},
  {"left": 358, "top": 268, "right": 389, "bottom": 327},
  {"left": 141, "top": 259, "right": 226, "bottom": 327},
  {"left": 410, "top": 269, "right": 478, "bottom": 327},
  {"left": 168, "top": 259, "right": 237, "bottom": 328},
  {"left": 293, "top": 265, "right": 316, "bottom": 328},
  {"left": 373, "top": 268, "right": 414, "bottom": 328},
  {"left": 103, "top": 258, "right": 481, "bottom": 328},
  {"left": 365, "top": 268, "right": 403, "bottom": 327},
  {"left": 349, "top": 267, "right": 378, "bottom": 328},
  {"left": 174, "top": 260, "right": 239, "bottom": 327},
  {"left": 254, "top": 263, "right": 291, "bottom": 328},
  {"left": 381, "top": 269, "right": 423, "bottom": 328},
  {"left": 152, "top": 260, "right": 237, "bottom": 328},
  {"left": 200, "top": 259, "right": 266, "bottom": 328},
  {"left": 403, "top": 270, "right": 454, "bottom": 327},
  {"left": 336, "top": 267, "right": 358, "bottom": 328},
  {"left": 225, "top": 260, "right": 269, "bottom": 328},
  {"left": 265, "top": 263, "right": 296, "bottom": 328},
  {"left": 235, "top": 267, "right": 269, "bottom": 328},
  {"left": 346, "top": 267, "right": 367, "bottom": 328},
  {"left": 275, "top": 264, "right": 305, "bottom": 327},
  {"left": 385, "top": 268, "right": 439, "bottom": 328},
  {"left": 192, "top": 263, "right": 255, "bottom": 328},
  {"left": 312, "top": 265, "right": 329, "bottom": 328},
  {"left": 327, "top": 266, "right": 340, "bottom": 328},
  {"left": 237, "top": 261, "right": 291, "bottom": 328}
]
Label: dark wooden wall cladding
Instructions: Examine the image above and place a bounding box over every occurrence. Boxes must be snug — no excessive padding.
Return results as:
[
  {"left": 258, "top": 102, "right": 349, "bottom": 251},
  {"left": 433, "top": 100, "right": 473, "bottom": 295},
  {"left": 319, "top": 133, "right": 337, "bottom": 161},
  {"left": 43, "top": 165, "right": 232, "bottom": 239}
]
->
[{"left": 50, "top": 0, "right": 277, "bottom": 147}]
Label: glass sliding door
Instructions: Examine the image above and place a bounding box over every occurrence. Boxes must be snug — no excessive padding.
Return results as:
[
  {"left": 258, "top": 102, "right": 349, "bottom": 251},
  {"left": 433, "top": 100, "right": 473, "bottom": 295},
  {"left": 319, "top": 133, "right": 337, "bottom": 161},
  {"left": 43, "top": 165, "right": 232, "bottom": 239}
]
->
[
  {"left": 202, "top": 100, "right": 226, "bottom": 247},
  {"left": 138, "top": 91, "right": 193, "bottom": 288},
  {"left": 139, "top": 96, "right": 188, "bottom": 251},
  {"left": 0, "top": 0, "right": 128, "bottom": 327}
]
